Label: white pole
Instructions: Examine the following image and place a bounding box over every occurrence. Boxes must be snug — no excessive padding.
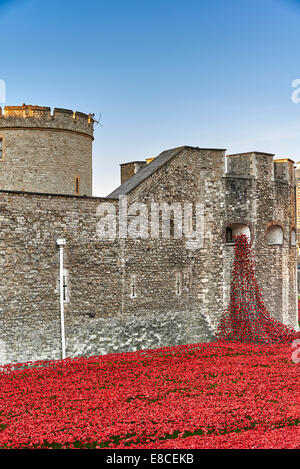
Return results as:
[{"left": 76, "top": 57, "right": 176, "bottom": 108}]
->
[
  {"left": 296, "top": 251, "right": 299, "bottom": 331},
  {"left": 57, "top": 239, "right": 66, "bottom": 359}
]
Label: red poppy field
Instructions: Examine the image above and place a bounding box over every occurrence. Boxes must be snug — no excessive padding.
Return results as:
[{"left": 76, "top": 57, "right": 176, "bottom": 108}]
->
[{"left": 0, "top": 340, "right": 299, "bottom": 449}]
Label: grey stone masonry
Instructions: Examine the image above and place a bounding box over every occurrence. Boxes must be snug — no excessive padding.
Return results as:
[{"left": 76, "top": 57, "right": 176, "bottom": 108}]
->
[
  {"left": 0, "top": 104, "right": 94, "bottom": 196},
  {"left": 0, "top": 130, "right": 297, "bottom": 364}
]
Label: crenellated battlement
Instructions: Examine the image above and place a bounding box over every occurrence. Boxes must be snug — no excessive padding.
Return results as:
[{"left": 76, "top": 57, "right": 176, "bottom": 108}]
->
[
  {"left": 0, "top": 103, "right": 94, "bottom": 195},
  {"left": 273, "top": 158, "right": 295, "bottom": 185},
  {"left": 0, "top": 104, "right": 94, "bottom": 138},
  {"left": 225, "top": 151, "right": 295, "bottom": 185}
]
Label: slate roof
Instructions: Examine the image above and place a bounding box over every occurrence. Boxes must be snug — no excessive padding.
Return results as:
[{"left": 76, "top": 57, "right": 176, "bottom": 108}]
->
[
  {"left": 107, "top": 146, "right": 186, "bottom": 198},
  {"left": 107, "top": 146, "right": 226, "bottom": 199}
]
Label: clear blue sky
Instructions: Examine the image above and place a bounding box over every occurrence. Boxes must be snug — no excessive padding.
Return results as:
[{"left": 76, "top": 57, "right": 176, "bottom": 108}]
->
[{"left": 1, "top": 0, "right": 300, "bottom": 196}]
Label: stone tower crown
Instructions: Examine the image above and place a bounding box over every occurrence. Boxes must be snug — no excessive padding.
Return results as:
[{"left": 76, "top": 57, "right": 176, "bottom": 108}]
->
[
  {"left": 0, "top": 104, "right": 94, "bottom": 196},
  {"left": 0, "top": 104, "right": 94, "bottom": 138},
  {"left": 226, "top": 151, "right": 295, "bottom": 185}
]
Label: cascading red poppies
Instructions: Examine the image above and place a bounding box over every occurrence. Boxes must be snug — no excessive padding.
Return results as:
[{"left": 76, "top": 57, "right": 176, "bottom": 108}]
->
[
  {"left": 0, "top": 342, "right": 298, "bottom": 449},
  {"left": 216, "top": 234, "right": 299, "bottom": 344},
  {"left": 0, "top": 234, "right": 298, "bottom": 449}
]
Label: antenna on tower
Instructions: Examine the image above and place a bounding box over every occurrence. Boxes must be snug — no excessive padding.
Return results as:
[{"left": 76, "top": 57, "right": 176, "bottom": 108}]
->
[{"left": 92, "top": 112, "right": 103, "bottom": 127}]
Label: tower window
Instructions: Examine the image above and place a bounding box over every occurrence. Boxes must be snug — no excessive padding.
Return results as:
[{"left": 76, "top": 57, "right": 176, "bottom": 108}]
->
[
  {"left": 0, "top": 138, "right": 3, "bottom": 159},
  {"left": 225, "top": 224, "right": 251, "bottom": 244},
  {"left": 291, "top": 228, "right": 296, "bottom": 247},
  {"left": 266, "top": 225, "right": 283, "bottom": 245},
  {"left": 75, "top": 176, "right": 80, "bottom": 195},
  {"left": 225, "top": 227, "right": 233, "bottom": 243}
]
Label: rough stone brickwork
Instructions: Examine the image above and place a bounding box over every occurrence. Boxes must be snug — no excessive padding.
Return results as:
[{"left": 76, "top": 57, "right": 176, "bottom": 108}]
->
[
  {"left": 0, "top": 107, "right": 297, "bottom": 365},
  {"left": 294, "top": 162, "right": 300, "bottom": 251},
  {"left": 0, "top": 105, "right": 93, "bottom": 196},
  {"left": 224, "top": 153, "right": 297, "bottom": 328},
  {"left": 120, "top": 161, "right": 146, "bottom": 184}
]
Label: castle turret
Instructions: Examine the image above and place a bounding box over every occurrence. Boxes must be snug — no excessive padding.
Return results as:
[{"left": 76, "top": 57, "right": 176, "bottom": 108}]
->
[
  {"left": 0, "top": 104, "right": 94, "bottom": 196},
  {"left": 224, "top": 151, "right": 297, "bottom": 329}
]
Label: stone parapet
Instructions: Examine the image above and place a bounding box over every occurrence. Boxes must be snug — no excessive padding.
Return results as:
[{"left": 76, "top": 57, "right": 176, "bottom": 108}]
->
[{"left": 0, "top": 104, "right": 94, "bottom": 138}]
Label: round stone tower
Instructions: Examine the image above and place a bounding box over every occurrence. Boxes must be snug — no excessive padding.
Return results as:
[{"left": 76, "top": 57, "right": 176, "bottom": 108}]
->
[{"left": 0, "top": 104, "right": 94, "bottom": 196}]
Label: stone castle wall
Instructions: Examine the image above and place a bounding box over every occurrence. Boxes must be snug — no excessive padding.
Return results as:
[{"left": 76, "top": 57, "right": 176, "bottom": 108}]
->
[
  {"left": 0, "top": 105, "right": 93, "bottom": 196},
  {"left": 0, "top": 147, "right": 297, "bottom": 365},
  {"left": 223, "top": 153, "right": 297, "bottom": 328}
]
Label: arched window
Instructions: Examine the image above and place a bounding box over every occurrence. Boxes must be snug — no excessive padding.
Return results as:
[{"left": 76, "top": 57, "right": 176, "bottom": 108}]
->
[
  {"left": 266, "top": 225, "right": 283, "bottom": 245},
  {"left": 225, "top": 223, "right": 251, "bottom": 244},
  {"left": 226, "top": 227, "right": 233, "bottom": 243},
  {"left": 291, "top": 228, "right": 296, "bottom": 247}
]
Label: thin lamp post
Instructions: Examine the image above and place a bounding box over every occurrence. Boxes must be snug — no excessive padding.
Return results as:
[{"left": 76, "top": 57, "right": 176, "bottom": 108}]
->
[{"left": 56, "top": 238, "right": 66, "bottom": 359}]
